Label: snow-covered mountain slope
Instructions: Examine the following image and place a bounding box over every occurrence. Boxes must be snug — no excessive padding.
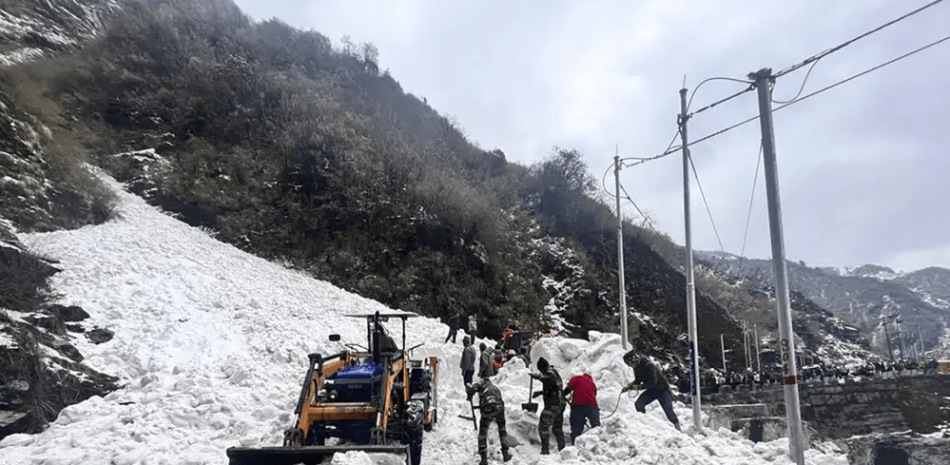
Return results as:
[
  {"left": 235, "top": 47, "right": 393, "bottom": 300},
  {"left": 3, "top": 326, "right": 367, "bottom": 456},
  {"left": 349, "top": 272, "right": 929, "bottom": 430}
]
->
[
  {"left": 0, "top": 0, "right": 120, "bottom": 66},
  {"left": 0, "top": 175, "right": 849, "bottom": 464},
  {"left": 695, "top": 250, "right": 950, "bottom": 360}
]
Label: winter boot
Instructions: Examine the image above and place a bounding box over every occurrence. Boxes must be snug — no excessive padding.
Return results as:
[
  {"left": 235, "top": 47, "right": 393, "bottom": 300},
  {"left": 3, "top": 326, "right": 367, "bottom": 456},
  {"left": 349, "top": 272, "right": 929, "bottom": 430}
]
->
[
  {"left": 540, "top": 443, "right": 550, "bottom": 455},
  {"left": 479, "top": 451, "right": 488, "bottom": 465},
  {"left": 502, "top": 449, "right": 513, "bottom": 462},
  {"left": 557, "top": 439, "right": 565, "bottom": 451},
  {"left": 674, "top": 422, "right": 682, "bottom": 432}
]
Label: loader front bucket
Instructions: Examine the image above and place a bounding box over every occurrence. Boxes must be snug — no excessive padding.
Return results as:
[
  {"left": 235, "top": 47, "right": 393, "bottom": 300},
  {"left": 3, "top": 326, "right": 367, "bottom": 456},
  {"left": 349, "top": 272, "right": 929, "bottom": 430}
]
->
[{"left": 227, "top": 444, "right": 411, "bottom": 465}]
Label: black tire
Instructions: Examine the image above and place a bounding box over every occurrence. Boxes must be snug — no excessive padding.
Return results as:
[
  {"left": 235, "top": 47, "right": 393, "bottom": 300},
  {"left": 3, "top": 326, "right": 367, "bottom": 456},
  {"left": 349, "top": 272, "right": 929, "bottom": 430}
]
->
[
  {"left": 405, "top": 400, "right": 424, "bottom": 465},
  {"left": 410, "top": 369, "right": 431, "bottom": 395}
]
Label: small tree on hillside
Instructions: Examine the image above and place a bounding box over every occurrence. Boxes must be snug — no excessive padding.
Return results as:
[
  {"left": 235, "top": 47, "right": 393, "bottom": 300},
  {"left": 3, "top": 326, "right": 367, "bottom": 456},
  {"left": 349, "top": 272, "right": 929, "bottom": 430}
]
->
[
  {"left": 361, "top": 42, "right": 379, "bottom": 75},
  {"left": 540, "top": 147, "right": 596, "bottom": 195}
]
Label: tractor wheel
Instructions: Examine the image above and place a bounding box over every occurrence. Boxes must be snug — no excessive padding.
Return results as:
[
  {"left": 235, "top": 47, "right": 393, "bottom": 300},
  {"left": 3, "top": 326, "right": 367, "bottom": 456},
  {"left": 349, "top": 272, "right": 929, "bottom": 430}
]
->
[
  {"left": 409, "top": 369, "right": 431, "bottom": 395},
  {"left": 405, "top": 400, "right": 424, "bottom": 465}
]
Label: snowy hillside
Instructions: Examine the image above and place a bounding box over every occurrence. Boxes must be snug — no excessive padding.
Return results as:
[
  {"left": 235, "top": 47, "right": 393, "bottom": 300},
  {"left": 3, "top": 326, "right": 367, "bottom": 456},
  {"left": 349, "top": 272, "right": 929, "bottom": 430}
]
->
[
  {"left": 0, "top": 175, "right": 848, "bottom": 464},
  {"left": 0, "top": 0, "right": 120, "bottom": 66},
  {"left": 695, "top": 250, "right": 950, "bottom": 359}
]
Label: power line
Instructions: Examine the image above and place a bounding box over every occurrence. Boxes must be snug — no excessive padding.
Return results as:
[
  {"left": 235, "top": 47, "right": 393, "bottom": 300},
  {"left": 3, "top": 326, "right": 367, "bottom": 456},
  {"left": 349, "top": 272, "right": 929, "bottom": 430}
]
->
[
  {"left": 681, "top": 31, "right": 950, "bottom": 150},
  {"left": 740, "top": 144, "right": 764, "bottom": 260},
  {"left": 773, "top": 32, "right": 950, "bottom": 109},
  {"left": 618, "top": 182, "right": 662, "bottom": 237},
  {"left": 686, "top": 76, "right": 755, "bottom": 118},
  {"left": 686, "top": 151, "right": 725, "bottom": 253},
  {"left": 608, "top": 79, "right": 755, "bottom": 170},
  {"left": 774, "top": 0, "right": 945, "bottom": 78},
  {"left": 690, "top": 85, "right": 755, "bottom": 118},
  {"left": 771, "top": 58, "right": 820, "bottom": 105},
  {"left": 722, "top": 142, "right": 763, "bottom": 314}
]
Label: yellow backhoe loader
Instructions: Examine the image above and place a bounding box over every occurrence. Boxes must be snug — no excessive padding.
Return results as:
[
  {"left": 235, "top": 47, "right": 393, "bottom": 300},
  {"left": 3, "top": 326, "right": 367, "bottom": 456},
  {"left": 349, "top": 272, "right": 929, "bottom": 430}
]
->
[{"left": 227, "top": 310, "right": 439, "bottom": 465}]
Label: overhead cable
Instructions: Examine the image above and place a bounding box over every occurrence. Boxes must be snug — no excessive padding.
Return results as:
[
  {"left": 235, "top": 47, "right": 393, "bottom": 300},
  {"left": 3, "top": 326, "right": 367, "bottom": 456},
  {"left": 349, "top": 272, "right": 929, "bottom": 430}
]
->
[
  {"left": 618, "top": 182, "right": 662, "bottom": 237},
  {"left": 678, "top": 32, "right": 950, "bottom": 151},
  {"left": 686, "top": 151, "right": 726, "bottom": 253},
  {"left": 774, "top": 0, "right": 945, "bottom": 78}
]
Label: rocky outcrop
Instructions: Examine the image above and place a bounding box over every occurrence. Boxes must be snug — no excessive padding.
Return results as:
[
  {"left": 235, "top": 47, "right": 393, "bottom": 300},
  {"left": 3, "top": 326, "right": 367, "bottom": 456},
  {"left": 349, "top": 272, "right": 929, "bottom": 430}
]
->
[{"left": 0, "top": 228, "right": 118, "bottom": 441}]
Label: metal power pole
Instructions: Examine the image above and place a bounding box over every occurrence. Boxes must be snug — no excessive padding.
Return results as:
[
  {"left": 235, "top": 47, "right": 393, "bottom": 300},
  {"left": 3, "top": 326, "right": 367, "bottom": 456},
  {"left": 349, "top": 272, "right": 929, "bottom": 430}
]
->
[
  {"left": 896, "top": 317, "right": 906, "bottom": 360},
  {"left": 679, "top": 88, "right": 702, "bottom": 429},
  {"left": 721, "top": 333, "right": 727, "bottom": 372},
  {"left": 882, "top": 317, "right": 895, "bottom": 362},
  {"left": 754, "top": 324, "right": 761, "bottom": 372},
  {"left": 614, "top": 154, "right": 629, "bottom": 350},
  {"left": 750, "top": 68, "right": 805, "bottom": 465},
  {"left": 744, "top": 323, "right": 751, "bottom": 369}
]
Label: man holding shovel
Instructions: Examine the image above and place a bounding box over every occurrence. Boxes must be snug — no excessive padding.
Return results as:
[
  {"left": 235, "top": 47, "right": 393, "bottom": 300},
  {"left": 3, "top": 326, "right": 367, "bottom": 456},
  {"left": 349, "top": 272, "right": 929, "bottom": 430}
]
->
[
  {"left": 529, "top": 357, "right": 566, "bottom": 454},
  {"left": 521, "top": 369, "right": 539, "bottom": 414},
  {"left": 466, "top": 378, "right": 513, "bottom": 465}
]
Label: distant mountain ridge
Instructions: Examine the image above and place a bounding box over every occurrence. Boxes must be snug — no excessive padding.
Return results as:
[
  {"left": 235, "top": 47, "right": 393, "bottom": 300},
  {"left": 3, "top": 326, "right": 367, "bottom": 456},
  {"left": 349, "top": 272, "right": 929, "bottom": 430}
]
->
[{"left": 695, "top": 250, "right": 950, "bottom": 360}]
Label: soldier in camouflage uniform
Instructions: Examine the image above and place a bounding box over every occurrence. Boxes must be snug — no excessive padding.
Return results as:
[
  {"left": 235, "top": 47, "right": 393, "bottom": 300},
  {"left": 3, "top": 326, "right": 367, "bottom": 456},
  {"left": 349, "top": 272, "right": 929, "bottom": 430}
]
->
[
  {"left": 529, "top": 357, "right": 566, "bottom": 454},
  {"left": 466, "top": 377, "right": 513, "bottom": 465}
]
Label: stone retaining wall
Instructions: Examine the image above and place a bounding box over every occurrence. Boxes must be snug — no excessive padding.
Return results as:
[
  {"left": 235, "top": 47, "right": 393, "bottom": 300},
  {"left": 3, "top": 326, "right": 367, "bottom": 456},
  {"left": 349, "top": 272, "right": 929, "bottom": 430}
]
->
[{"left": 701, "top": 375, "right": 950, "bottom": 440}]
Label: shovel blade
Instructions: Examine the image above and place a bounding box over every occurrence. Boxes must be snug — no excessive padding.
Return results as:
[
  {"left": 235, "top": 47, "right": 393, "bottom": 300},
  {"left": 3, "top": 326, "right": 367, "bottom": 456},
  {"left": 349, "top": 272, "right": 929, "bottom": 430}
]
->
[{"left": 521, "top": 402, "right": 538, "bottom": 413}]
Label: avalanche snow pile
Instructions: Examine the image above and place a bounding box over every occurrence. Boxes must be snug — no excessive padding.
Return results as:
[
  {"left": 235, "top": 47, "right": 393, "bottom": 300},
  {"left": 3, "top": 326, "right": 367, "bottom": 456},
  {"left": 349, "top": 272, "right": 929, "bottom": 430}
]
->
[{"left": 0, "top": 174, "right": 848, "bottom": 464}]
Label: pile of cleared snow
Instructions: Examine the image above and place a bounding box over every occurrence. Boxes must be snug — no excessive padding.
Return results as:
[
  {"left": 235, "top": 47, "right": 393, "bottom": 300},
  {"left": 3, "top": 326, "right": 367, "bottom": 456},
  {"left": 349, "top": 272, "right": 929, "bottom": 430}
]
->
[{"left": 0, "top": 175, "right": 848, "bottom": 464}]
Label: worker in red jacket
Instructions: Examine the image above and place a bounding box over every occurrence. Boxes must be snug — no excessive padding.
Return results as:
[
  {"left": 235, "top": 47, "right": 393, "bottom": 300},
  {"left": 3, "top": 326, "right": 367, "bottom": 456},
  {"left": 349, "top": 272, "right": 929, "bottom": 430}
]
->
[{"left": 563, "top": 372, "right": 600, "bottom": 444}]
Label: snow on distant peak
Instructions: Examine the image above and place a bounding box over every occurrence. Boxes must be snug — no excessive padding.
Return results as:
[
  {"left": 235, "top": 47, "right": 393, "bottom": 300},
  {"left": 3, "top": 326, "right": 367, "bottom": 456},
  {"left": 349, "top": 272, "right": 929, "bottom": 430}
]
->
[{"left": 844, "top": 264, "right": 903, "bottom": 281}]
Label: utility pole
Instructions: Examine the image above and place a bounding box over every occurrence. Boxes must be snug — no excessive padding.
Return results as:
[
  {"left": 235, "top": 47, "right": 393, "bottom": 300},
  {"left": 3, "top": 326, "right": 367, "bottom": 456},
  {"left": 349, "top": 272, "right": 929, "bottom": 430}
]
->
[
  {"left": 754, "top": 324, "right": 761, "bottom": 372},
  {"left": 750, "top": 68, "right": 805, "bottom": 465},
  {"left": 614, "top": 152, "right": 628, "bottom": 350},
  {"left": 679, "top": 88, "right": 702, "bottom": 429},
  {"left": 882, "top": 317, "right": 895, "bottom": 362},
  {"left": 896, "top": 316, "right": 906, "bottom": 360},
  {"left": 917, "top": 325, "right": 925, "bottom": 362},
  {"left": 720, "top": 333, "right": 727, "bottom": 372},
  {"left": 744, "top": 322, "right": 751, "bottom": 369}
]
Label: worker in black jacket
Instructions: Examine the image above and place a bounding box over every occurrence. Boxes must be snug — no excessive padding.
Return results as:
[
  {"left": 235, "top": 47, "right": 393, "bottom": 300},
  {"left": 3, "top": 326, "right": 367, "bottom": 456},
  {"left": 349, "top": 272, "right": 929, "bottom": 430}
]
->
[
  {"left": 460, "top": 336, "right": 477, "bottom": 385},
  {"left": 478, "top": 343, "right": 495, "bottom": 379},
  {"left": 621, "top": 350, "right": 681, "bottom": 432},
  {"left": 466, "top": 378, "right": 513, "bottom": 465},
  {"left": 529, "top": 357, "right": 566, "bottom": 454}
]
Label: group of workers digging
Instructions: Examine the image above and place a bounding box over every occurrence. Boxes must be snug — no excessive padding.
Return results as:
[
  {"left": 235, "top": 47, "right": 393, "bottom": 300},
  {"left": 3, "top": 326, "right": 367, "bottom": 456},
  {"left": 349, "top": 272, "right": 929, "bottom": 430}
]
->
[{"left": 460, "top": 336, "right": 681, "bottom": 464}]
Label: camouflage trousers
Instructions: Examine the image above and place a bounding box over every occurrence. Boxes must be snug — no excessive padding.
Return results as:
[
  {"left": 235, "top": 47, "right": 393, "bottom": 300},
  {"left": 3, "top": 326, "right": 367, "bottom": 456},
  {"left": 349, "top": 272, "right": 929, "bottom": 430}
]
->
[
  {"left": 538, "top": 404, "right": 565, "bottom": 450},
  {"left": 478, "top": 403, "right": 510, "bottom": 456}
]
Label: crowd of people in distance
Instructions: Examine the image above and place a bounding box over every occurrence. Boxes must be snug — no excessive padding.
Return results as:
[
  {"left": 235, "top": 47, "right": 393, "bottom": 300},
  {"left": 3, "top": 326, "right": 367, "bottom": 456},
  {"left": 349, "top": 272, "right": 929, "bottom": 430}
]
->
[{"left": 668, "top": 357, "right": 944, "bottom": 396}]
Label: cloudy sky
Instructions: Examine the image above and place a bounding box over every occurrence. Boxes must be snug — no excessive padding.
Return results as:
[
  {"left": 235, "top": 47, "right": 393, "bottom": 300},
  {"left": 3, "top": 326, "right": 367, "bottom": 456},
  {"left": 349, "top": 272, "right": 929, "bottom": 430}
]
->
[{"left": 231, "top": 0, "right": 950, "bottom": 273}]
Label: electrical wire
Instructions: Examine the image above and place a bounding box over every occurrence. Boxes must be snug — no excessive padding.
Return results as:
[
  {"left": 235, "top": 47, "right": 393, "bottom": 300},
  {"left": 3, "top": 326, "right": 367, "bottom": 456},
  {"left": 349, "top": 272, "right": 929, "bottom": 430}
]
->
[
  {"left": 771, "top": 57, "right": 821, "bottom": 104},
  {"left": 773, "top": 32, "right": 950, "bottom": 111},
  {"left": 681, "top": 32, "right": 950, "bottom": 151},
  {"left": 602, "top": 162, "right": 617, "bottom": 199},
  {"left": 686, "top": 151, "right": 726, "bottom": 253},
  {"left": 619, "top": 182, "right": 662, "bottom": 237},
  {"left": 722, "top": 142, "right": 764, "bottom": 314},
  {"left": 739, "top": 144, "right": 764, "bottom": 261},
  {"left": 774, "top": 0, "right": 945, "bottom": 78},
  {"left": 685, "top": 76, "right": 755, "bottom": 116}
]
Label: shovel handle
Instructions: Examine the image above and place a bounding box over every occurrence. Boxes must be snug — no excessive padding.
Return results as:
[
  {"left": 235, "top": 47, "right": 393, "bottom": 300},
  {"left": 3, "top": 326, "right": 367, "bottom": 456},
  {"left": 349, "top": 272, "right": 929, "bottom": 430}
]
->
[{"left": 469, "top": 398, "right": 478, "bottom": 430}]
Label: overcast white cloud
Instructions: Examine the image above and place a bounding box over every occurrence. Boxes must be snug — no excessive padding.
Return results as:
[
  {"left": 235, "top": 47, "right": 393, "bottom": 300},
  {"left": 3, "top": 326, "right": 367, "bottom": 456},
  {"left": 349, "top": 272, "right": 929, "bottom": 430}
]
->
[{"left": 231, "top": 0, "right": 950, "bottom": 272}]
